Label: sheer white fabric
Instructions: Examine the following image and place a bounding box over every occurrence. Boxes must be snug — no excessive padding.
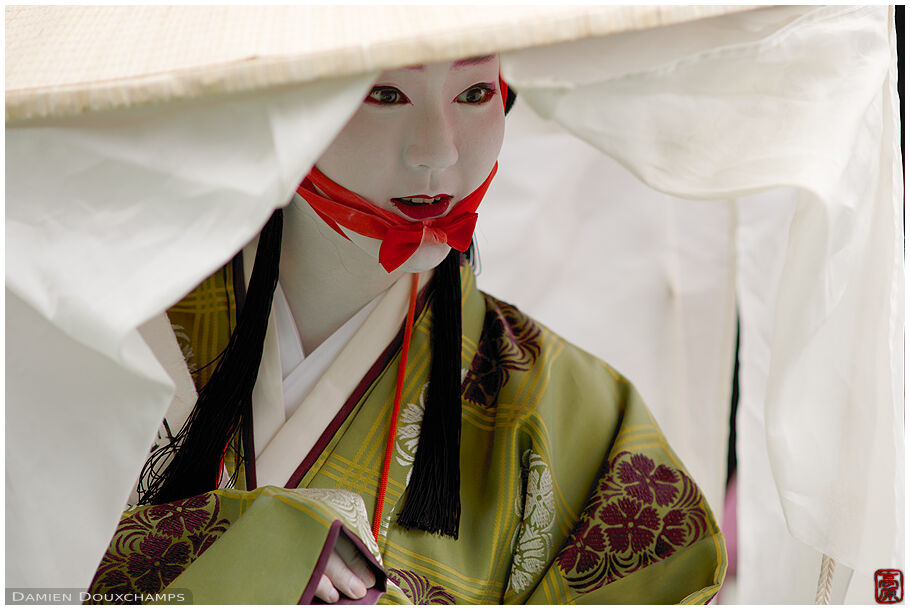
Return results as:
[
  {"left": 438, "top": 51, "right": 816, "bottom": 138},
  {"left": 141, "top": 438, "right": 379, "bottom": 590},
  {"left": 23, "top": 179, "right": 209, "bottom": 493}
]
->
[
  {"left": 6, "top": 73, "right": 379, "bottom": 589},
  {"left": 6, "top": 6, "right": 901, "bottom": 603},
  {"left": 497, "top": 5, "right": 902, "bottom": 602},
  {"left": 477, "top": 98, "right": 736, "bottom": 542}
]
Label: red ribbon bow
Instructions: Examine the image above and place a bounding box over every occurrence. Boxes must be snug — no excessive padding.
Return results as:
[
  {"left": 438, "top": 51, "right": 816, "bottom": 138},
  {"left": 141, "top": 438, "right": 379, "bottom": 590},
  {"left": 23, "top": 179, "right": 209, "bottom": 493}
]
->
[{"left": 296, "top": 163, "right": 498, "bottom": 272}]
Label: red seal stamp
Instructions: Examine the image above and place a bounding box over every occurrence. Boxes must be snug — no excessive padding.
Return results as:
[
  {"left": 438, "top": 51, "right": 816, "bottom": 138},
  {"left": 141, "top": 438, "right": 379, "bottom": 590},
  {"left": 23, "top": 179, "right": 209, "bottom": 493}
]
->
[{"left": 875, "top": 569, "right": 903, "bottom": 604}]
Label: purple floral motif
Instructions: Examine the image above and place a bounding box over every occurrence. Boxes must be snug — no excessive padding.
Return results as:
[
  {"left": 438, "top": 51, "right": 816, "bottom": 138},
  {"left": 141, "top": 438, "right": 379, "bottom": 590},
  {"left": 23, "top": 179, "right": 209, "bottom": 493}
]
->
[
  {"left": 186, "top": 527, "right": 222, "bottom": 557},
  {"left": 556, "top": 522, "right": 606, "bottom": 575},
  {"left": 388, "top": 568, "right": 455, "bottom": 604},
  {"left": 127, "top": 535, "right": 190, "bottom": 593},
  {"left": 88, "top": 492, "right": 230, "bottom": 600},
  {"left": 601, "top": 497, "right": 660, "bottom": 554},
  {"left": 93, "top": 570, "right": 133, "bottom": 602},
  {"left": 463, "top": 319, "right": 503, "bottom": 408},
  {"left": 148, "top": 494, "right": 211, "bottom": 537},
  {"left": 654, "top": 509, "right": 688, "bottom": 558},
  {"left": 555, "top": 451, "right": 712, "bottom": 594},
  {"left": 463, "top": 295, "right": 542, "bottom": 408},
  {"left": 617, "top": 454, "right": 680, "bottom": 506}
]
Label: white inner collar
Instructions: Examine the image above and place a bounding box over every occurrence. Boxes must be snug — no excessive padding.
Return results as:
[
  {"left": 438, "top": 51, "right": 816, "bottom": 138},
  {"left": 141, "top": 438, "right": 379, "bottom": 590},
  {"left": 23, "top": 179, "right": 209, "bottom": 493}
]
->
[{"left": 272, "top": 282, "right": 383, "bottom": 419}]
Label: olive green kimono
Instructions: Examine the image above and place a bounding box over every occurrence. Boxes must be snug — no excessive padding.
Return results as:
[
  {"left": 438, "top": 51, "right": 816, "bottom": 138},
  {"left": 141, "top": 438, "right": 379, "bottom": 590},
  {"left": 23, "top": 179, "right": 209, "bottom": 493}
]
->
[{"left": 89, "top": 262, "right": 725, "bottom": 604}]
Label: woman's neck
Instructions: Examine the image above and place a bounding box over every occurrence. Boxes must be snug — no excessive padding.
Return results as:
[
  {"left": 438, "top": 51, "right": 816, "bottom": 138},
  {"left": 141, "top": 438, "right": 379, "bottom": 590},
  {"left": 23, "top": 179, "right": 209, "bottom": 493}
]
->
[{"left": 277, "top": 195, "right": 404, "bottom": 355}]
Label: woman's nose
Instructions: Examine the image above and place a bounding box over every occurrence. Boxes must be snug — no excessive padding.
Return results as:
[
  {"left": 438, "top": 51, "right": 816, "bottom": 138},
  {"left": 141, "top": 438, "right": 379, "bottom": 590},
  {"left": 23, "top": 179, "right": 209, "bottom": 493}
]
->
[{"left": 404, "top": 104, "right": 458, "bottom": 171}]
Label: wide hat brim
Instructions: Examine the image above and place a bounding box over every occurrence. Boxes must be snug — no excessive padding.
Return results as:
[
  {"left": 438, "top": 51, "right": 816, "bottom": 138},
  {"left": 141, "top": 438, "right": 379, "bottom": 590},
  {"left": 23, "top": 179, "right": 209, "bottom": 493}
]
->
[{"left": 6, "top": 5, "right": 755, "bottom": 123}]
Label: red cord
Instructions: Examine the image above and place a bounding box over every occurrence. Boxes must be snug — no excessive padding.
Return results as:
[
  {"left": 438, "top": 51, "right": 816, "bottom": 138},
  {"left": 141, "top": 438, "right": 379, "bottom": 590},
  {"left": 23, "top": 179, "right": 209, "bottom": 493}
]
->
[
  {"left": 372, "top": 273, "right": 420, "bottom": 540},
  {"left": 217, "top": 439, "right": 230, "bottom": 488}
]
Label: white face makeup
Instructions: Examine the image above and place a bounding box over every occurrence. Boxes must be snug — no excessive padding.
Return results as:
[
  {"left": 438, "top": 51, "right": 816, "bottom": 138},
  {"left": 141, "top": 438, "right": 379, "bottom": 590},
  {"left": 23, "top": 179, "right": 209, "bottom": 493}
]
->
[{"left": 315, "top": 56, "right": 506, "bottom": 273}]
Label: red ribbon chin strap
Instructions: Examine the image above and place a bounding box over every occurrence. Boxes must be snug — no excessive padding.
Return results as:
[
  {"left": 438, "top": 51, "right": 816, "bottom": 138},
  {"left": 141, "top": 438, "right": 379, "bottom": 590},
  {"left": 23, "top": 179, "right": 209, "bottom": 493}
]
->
[{"left": 296, "top": 163, "right": 498, "bottom": 273}]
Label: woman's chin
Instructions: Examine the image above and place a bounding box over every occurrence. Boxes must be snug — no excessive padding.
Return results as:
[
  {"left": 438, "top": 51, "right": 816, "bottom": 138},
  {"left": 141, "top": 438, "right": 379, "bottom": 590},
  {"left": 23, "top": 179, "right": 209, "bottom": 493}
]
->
[
  {"left": 397, "top": 243, "right": 451, "bottom": 273},
  {"left": 344, "top": 231, "right": 452, "bottom": 274}
]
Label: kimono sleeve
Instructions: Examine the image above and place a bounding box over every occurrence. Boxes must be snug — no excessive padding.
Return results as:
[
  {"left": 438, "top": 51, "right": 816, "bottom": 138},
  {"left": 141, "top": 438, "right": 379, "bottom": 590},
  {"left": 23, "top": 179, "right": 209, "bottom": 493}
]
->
[
  {"left": 506, "top": 357, "right": 726, "bottom": 604},
  {"left": 88, "top": 486, "right": 386, "bottom": 604}
]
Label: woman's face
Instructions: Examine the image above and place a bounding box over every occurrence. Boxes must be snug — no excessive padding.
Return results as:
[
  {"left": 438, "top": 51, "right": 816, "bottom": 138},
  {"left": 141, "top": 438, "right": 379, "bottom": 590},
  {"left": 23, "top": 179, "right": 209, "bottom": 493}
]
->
[{"left": 315, "top": 56, "right": 506, "bottom": 272}]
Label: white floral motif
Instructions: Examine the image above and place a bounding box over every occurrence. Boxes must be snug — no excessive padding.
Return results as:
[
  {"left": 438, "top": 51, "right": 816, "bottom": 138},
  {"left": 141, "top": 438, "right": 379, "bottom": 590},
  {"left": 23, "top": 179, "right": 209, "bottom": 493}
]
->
[
  {"left": 394, "top": 373, "right": 465, "bottom": 477},
  {"left": 295, "top": 488, "right": 380, "bottom": 559},
  {"left": 513, "top": 470, "right": 524, "bottom": 519},
  {"left": 373, "top": 381, "right": 432, "bottom": 538},
  {"left": 394, "top": 382, "right": 429, "bottom": 484},
  {"left": 378, "top": 511, "right": 393, "bottom": 540},
  {"left": 525, "top": 468, "right": 555, "bottom": 530},
  {"left": 508, "top": 450, "right": 556, "bottom": 596},
  {"left": 170, "top": 323, "right": 195, "bottom": 371},
  {"left": 510, "top": 523, "right": 550, "bottom": 593}
]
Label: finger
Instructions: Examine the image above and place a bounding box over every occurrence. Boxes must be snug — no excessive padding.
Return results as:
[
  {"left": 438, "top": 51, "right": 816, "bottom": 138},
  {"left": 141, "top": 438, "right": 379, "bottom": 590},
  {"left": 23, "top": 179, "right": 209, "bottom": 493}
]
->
[
  {"left": 315, "top": 574, "right": 339, "bottom": 604},
  {"left": 334, "top": 537, "right": 376, "bottom": 588},
  {"left": 346, "top": 553, "right": 376, "bottom": 589},
  {"left": 326, "top": 551, "right": 368, "bottom": 600}
]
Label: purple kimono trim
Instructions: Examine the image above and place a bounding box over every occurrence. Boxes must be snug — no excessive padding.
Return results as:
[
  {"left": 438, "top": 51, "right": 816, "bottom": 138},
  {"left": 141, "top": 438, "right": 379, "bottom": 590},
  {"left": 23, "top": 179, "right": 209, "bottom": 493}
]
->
[
  {"left": 298, "top": 521, "right": 387, "bottom": 605},
  {"left": 284, "top": 284, "right": 432, "bottom": 489},
  {"left": 284, "top": 337, "right": 400, "bottom": 489}
]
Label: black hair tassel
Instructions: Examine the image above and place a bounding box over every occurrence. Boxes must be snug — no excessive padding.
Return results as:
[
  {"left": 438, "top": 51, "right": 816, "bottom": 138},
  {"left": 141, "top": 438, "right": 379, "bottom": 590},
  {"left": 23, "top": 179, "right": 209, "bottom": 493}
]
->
[
  {"left": 396, "top": 248, "right": 463, "bottom": 538},
  {"left": 139, "top": 208, "right": 283, "bottom": 505}
]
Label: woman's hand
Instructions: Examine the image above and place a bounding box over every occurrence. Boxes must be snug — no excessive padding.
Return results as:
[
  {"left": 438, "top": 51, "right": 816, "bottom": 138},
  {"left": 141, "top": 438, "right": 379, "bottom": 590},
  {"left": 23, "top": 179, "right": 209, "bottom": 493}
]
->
[{"left": 314, "top": 536, "right": 377, "bottom": 603}]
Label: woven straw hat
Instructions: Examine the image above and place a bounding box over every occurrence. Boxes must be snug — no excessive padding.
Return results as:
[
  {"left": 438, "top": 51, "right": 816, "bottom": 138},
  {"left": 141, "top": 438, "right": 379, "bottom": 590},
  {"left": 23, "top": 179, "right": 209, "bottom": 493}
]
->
[{"left": 6, "top": 5, "right": 753, "bottom": 123}]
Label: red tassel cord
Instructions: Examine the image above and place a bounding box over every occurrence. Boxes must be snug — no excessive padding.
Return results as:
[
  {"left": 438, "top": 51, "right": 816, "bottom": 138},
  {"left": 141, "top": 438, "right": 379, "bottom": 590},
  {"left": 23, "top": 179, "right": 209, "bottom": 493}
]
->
[{"left": 372, "top": 273, "right": 420, "bottom": 540}]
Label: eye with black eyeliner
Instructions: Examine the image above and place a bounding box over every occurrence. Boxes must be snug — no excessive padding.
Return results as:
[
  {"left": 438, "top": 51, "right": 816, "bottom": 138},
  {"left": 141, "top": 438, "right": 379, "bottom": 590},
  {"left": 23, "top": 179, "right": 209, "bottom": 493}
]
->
[
  {"left": 365, "top": 86, "right": 411, "bottom": 105},
  {"left": 456, "top": 83, "right": 496, "bottom": 105}
]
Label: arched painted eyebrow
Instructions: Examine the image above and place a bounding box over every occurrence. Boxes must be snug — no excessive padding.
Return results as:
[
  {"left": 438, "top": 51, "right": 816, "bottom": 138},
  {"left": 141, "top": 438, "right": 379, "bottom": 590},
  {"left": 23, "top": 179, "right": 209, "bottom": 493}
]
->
[
  {"left": 403, "top": 55, "right": 495, "bottom": 71},
  {"left": 453, "top": 55, "right": 495, "bottom": 68}
]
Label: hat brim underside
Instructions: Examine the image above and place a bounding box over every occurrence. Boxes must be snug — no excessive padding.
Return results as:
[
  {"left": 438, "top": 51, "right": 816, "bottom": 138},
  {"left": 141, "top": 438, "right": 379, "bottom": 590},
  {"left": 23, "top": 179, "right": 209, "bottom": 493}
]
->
[{"left": 5, "top": 5, "right": 756, "bottom": 123}]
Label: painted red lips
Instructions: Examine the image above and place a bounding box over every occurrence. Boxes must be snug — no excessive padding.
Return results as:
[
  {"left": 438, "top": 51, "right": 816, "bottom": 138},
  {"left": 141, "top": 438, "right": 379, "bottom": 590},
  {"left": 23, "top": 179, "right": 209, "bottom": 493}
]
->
[{"left": 391, "top": 195, "right": 453, "bottom": 220}]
